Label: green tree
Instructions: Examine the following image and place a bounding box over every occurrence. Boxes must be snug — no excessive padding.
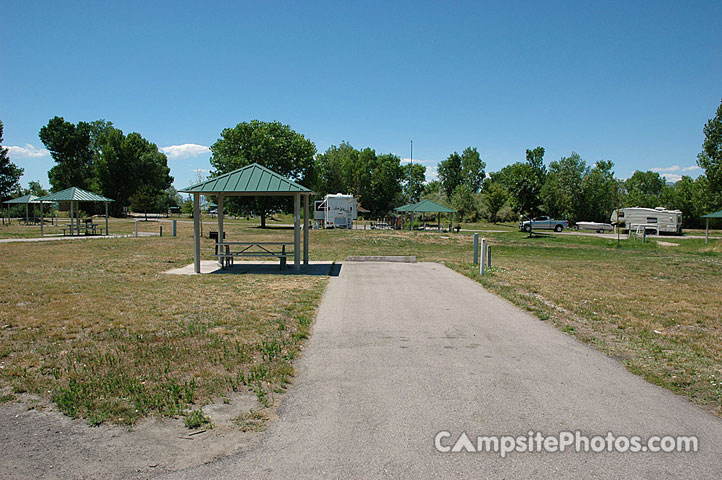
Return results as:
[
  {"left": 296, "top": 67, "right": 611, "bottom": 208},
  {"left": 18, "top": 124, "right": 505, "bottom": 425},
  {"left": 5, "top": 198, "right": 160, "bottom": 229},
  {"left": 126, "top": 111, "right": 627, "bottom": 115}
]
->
[
  {"left": 484, "top": 181, "right": 509, "bottom": 223},
  {"left": 697, "top": 98, "right": 722, "bottom": 209},
  {"left": 24, "top": 180, "right": 49, "bottom": 197},
  {"left": 354, "top": 149, "right": 403, "bottom": 216},
  {"left": 130, "top": 184, "right": 162, "bottom": 220},
  {"left": 313, "top": 141, "right": 359, "bottom": 196},
  {"left": 580, "top": 160, "right": 617, "bottom": 222},
  {"left": 450, "top": 184, "right": 477, "bottom": 222},
  {"left": 460, "top": 147, "right": 486, "bottom": 193},
  {"left": 662, "top": 175, "right": 711, "bottom": 228},
  {"left": 624, "top": 170, "right": 666, "bottom": 207},
  {"left": 210, "top": 120, "right": 316, "bottom": 227},
  {"left": 94, "top": 128, "right": 173, "bottom": 216},
  {"left": 402, "top": 162, "right": 426, "bottom": 204},
  {"left": 0, "top": 121, "right": 24, "bottom": 202},
  {"left": 541, "top": 152, "right": 588, "bottom": 223},
  {"left": 493, "top": 162, "right": 541, "bottom": 216},
  {"left": 39, "top": 116, "right": 95, "bottom": 191},
  {"left": 437, "top": 152, "right": 463, "bottom": 198}
]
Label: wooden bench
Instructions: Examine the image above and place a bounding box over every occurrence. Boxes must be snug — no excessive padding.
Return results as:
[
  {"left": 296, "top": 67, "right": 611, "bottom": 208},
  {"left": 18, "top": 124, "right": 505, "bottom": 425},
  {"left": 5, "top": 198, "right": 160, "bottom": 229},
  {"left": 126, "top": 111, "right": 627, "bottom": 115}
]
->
[{"left": 214, "top": 242, "right": 294, "bottom": 270}]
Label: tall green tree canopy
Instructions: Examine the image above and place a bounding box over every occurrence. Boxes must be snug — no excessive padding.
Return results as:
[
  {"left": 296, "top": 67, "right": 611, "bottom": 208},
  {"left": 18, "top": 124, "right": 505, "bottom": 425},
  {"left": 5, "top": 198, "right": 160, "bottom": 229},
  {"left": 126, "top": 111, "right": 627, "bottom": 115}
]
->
[
  {"left": 313, "top": 141, "right": 359, "bottom": 197},
  {"left": 624, "top": 170, "right": 666, "bottom": 207},
  {"left": 39, "top": 116, "right": 96, "bottom": 191},
  {"left": 541, "top": 152, "right": 588, "bottom": 223},
  {"left": 354, "top": 149, "right": 403, "bottom": 216},
  {"left": 0, "top": 121, "right": 24, "bottom": 201},
  {"left": 438, "top": 151, "right": 463, "bottom": 198},
  {"left": 95, "top": 128, "right": 173, "bottom": 216},
  {"left": 437, "top": 147, "right": 486, "bottom": 198},
  {"left": 697, "top": 98, "right": 722, "bottom": 208},
  {"left": 402, "top": 162, "right": 426, "bottom": 204},
  {"left": 209, "top": 120, "right": 316, "bottom": 226}
]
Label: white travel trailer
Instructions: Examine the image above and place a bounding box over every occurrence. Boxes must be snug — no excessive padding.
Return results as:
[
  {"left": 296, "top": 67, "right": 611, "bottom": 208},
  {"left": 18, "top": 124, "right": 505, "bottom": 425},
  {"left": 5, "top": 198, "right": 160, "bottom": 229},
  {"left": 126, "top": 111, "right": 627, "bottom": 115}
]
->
[
  {"left": 314, "top": 194, "right": 358, "bottom": 229},
  {"left": 610, "top": 207, "right": 682, "bottom": 235}
]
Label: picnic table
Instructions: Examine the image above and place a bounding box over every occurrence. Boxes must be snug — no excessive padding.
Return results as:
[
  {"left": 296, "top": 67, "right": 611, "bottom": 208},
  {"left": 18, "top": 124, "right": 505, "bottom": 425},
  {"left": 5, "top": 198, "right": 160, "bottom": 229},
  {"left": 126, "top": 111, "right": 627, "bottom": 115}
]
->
[
  {"left": 62, "top": 222, "right": 105, "bottom": 236},
  {"left": 215, "top": 242, "right": 294, "bottom": 270}
]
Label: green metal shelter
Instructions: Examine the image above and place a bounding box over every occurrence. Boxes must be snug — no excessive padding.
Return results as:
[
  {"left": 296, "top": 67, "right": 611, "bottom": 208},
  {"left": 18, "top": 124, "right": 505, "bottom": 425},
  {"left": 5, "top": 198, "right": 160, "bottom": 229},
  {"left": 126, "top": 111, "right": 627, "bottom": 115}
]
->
[
  {"left": 3, "top": 194, "right": 40, "bottom": 225},
  {"left": 180, "top": 163, "right": 314, "bottom": 273},
  {"left": 395, "top": 199, "right": 456, "bottom": 231},
  {"left": 38, "top": 187, "right": 114, "bottom": 236},
  {"left": 702, "top": 209, "right": 722, "bottom": 244}
]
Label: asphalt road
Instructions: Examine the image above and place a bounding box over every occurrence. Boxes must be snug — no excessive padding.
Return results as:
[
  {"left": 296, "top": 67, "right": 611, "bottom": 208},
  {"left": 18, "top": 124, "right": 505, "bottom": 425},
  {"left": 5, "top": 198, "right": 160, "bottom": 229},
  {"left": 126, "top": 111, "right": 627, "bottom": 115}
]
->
[{"left": 158, "top": 262, "right": 722, "bottom": 479}]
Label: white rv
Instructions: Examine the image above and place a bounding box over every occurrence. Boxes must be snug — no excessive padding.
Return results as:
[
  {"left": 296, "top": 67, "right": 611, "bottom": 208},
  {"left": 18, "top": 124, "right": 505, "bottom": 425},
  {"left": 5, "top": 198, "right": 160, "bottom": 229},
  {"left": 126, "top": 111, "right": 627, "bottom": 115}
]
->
[
  {"left": 314, "top": 194, "right": 358, "bottom": 229},
  {"left": 610, "top": 207, "right": 682, "bottom": 235}
]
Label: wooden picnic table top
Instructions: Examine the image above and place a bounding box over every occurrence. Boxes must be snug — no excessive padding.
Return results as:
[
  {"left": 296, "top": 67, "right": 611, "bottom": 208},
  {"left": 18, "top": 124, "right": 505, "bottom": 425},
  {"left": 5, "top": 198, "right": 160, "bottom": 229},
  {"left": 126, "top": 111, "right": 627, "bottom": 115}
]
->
[{"left": 215, "top": 241, "right": 293, "bottom": 245}]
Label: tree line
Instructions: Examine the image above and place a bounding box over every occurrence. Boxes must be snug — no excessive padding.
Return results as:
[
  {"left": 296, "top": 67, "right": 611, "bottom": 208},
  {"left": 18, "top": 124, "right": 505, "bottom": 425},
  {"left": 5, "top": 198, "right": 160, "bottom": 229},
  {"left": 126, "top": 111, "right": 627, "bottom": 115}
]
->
[{"left": 1, "top": 97, "right": 720, "bottom": 226}]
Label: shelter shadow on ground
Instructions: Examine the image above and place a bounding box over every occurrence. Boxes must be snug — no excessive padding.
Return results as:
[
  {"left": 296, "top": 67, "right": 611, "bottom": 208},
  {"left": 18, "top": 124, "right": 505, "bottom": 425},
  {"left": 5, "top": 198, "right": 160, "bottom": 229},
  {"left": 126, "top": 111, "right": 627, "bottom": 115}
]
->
[{"left": 164, "top": 260, "right": 340, "bottom": 277}]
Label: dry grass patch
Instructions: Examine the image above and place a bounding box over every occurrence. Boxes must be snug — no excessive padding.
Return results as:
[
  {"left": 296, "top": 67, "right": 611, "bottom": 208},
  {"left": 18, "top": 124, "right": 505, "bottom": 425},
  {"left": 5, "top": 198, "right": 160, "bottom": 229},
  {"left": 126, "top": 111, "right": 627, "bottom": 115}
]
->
[{"left": 0, "top": 232, "right": 327, "bottom": 425}]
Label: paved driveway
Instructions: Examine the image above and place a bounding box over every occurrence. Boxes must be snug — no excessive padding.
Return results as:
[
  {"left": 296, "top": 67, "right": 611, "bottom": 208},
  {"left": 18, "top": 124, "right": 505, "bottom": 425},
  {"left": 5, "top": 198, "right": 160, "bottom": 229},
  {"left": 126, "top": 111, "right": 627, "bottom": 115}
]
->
[{"left": 158, "top": 262, "right": 722, "bottom": 479}]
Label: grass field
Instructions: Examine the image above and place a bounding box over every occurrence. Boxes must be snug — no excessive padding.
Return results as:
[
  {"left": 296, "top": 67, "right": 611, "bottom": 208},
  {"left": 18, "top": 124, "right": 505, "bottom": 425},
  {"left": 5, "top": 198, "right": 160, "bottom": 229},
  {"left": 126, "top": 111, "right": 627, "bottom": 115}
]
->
[{"left": 1, "top": 218, "right": 721, "bottom": 425}]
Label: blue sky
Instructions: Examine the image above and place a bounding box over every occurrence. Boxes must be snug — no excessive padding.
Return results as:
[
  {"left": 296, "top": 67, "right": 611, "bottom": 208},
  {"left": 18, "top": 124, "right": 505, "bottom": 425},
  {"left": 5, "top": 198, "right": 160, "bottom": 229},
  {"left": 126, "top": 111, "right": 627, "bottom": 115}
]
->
[{"left": 2, "top": 1, "right": 721, "bottom": 190}]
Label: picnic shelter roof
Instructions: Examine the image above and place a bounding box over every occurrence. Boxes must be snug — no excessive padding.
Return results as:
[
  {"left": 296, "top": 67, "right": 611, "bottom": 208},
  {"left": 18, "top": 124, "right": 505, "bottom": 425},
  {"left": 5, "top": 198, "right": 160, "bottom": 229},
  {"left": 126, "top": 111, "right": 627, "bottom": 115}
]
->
[
  {"left": 396, "top": 199, "right": 456, "bottom": 213},
  {"left": 179, "top": 163, "right": 312, "bottom": 195},
  {"left": 3, "top": 194, "right": 40, "bottom": 204},
  {"left": 702, "top": 210, "right": 722, "bottom": 219},
  {"left": 39, "top": 187, "right": 114, "bottom": 203}
]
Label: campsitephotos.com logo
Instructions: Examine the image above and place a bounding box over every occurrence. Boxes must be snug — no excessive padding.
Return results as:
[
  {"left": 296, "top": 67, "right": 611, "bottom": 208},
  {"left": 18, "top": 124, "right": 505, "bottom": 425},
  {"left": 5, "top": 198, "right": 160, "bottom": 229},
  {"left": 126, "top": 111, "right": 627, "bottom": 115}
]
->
[{"left": 434, "top": 430, "right": 699, "bottom": 458}]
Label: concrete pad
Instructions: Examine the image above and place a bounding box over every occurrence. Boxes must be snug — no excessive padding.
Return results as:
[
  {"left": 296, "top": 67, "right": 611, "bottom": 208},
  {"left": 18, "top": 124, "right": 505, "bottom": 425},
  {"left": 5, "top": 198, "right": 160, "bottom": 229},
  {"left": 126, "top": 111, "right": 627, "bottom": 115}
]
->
[
  {"left": 346, "top": 255, "right": 416, "bottom": 262},
  {"left": 163, "top": 260, "right": 340, "bottom": 276}
]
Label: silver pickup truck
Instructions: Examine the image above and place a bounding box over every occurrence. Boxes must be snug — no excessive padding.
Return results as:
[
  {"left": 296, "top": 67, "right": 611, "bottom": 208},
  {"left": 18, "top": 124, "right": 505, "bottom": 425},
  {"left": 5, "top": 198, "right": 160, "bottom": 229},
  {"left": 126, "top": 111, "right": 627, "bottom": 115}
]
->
[{"left": 519, "top": 216, "right": 569, "bottom": 232}]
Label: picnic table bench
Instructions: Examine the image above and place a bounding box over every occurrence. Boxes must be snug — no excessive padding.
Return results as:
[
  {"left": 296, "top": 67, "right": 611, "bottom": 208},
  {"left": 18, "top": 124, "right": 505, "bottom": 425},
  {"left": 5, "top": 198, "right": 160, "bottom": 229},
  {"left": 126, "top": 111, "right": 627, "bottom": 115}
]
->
[
  {"left": 62, "top": 223, "right": 105, "bottom": 236},
  {"left": 214, "top": 242, "right": 294, "bottom": 269}
]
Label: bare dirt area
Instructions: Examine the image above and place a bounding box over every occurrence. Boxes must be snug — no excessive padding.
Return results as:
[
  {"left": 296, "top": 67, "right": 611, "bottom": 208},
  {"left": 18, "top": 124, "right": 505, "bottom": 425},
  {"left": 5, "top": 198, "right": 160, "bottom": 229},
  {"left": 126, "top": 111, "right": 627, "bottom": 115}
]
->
[{"left": 0, "top": 391, "right": 264, "bottom": 480}]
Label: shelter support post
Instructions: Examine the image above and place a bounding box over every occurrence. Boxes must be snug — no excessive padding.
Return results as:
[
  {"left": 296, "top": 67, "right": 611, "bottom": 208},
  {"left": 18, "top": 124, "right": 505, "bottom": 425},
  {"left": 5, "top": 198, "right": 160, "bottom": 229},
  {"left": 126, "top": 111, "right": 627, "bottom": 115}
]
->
[
  {"left": 303, "top": 194, "right": 309, "bottom": 265},
  {"left": 193, "top": 193, "right": 201, "bottom": 274},
  {"left": 706, "top": 218, "right": 709, "bottom": 245},
  {"left": 294, "top": 193, "right": 300, "bottom": 272},
  {"left": 76, "top": 201, "right": 80, "bottom": 232},
  {"left": 40, "top": 202, "right": 44, "bottom": 236},
  {"left": 105, "top": 202, "right": 109, "bottom": 235},
  {"left": 217, "top": 195, "right": 225, "bottom": 267},
  {"left": 70, "top": 201, "right": 74, "bottom": 235},
  {"left": 25, "top": 204, "right": 28, "bottom": 225}
]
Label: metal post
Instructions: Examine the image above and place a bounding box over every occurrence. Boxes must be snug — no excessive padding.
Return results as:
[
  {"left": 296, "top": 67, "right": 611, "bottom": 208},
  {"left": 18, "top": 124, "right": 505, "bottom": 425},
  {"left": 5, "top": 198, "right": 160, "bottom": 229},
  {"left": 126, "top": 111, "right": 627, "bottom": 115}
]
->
[
  {"left": 480, "top": 238, "right": 487, "bottom": 275},
  {"left": 642, "top": 229, "right": 646, "bottom": 243},
  {"left": 105, "top": 202, "right": 109, "bottom": 235},
  {"left": 303, "top": 194, "right": 309, "bottom": 265},
  {"left": 25, "top": 204, "right": 28, "bottom": 224},
  {"left": 293, "top": 193, "right": 300, "bottom": 272},
  {"left": 40, "top": 201, "right": 44, "bottom": 236},
  {"left": 172, "top": 219, "right": 177, "bottom": 237},
  {"left": 159, "top": 226, "right": 163, "bottom": 237},
  {"left": 70, "top": 201, "right": 74, "bottom": 235},
  {"left": 193, "top": 193, "right": 201, "bottom": 274},
  {"left": 473, "top": 233, "right": 479, "bottom": 265},
  {"left": 217, "top": 195, "right": 224, "bottom": 267},
  {"left": 76, "top": 201, "right": 80, "bottom": 232},
  {"left": 135, "top": 220, "right": 138, "bottom": 237},
  {"left": 706, "top": 218, "right": 709, "bottom": 245},
  {"left": 487, "top": 245, "right": 492, "bottom": 268}
]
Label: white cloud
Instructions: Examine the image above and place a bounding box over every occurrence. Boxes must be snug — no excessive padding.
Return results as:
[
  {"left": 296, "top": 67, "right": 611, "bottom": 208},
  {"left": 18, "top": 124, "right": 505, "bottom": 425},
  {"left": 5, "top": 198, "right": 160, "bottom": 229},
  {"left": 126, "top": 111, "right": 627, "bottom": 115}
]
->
[
  {"left": 160, "top": 143, "right": 210, "bottom": 160},
  {"left": 650, "top": 165, "right": 700, "bottom": 173},
  {"left": 193, "top": 168, "right": 210, "bottom": 174},
  {"left": 661, "top": 173, "right": 682, "bottom": 183},
  {"left": 6, "top": 144, "right": 49, "bottom": 158}
]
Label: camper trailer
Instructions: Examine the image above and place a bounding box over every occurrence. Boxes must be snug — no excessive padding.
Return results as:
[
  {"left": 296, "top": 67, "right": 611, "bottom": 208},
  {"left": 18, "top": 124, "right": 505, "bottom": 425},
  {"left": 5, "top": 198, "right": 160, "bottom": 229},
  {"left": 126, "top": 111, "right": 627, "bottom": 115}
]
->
[
  {"left": 610, "top": 207, "right": 682, "bottom": 235},
  {"left": 314, "top": 194, "right": 357, "bottom": 229}
]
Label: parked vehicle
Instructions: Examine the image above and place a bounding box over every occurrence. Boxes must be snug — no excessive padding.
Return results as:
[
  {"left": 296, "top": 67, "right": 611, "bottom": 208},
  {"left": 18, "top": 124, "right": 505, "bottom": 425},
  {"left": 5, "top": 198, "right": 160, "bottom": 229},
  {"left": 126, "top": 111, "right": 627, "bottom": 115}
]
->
[
  {"left": 314, "top": 194, "right": 358, "bottom": 229},
  {"left": 610, "top": 207, "right": 682, "bottom": 235},
  {"left": 519, "top": 216, "right": 569, "bottom": 232},
  {"left": 575, "top": 221, "right": 613, "bottom": 233}
]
